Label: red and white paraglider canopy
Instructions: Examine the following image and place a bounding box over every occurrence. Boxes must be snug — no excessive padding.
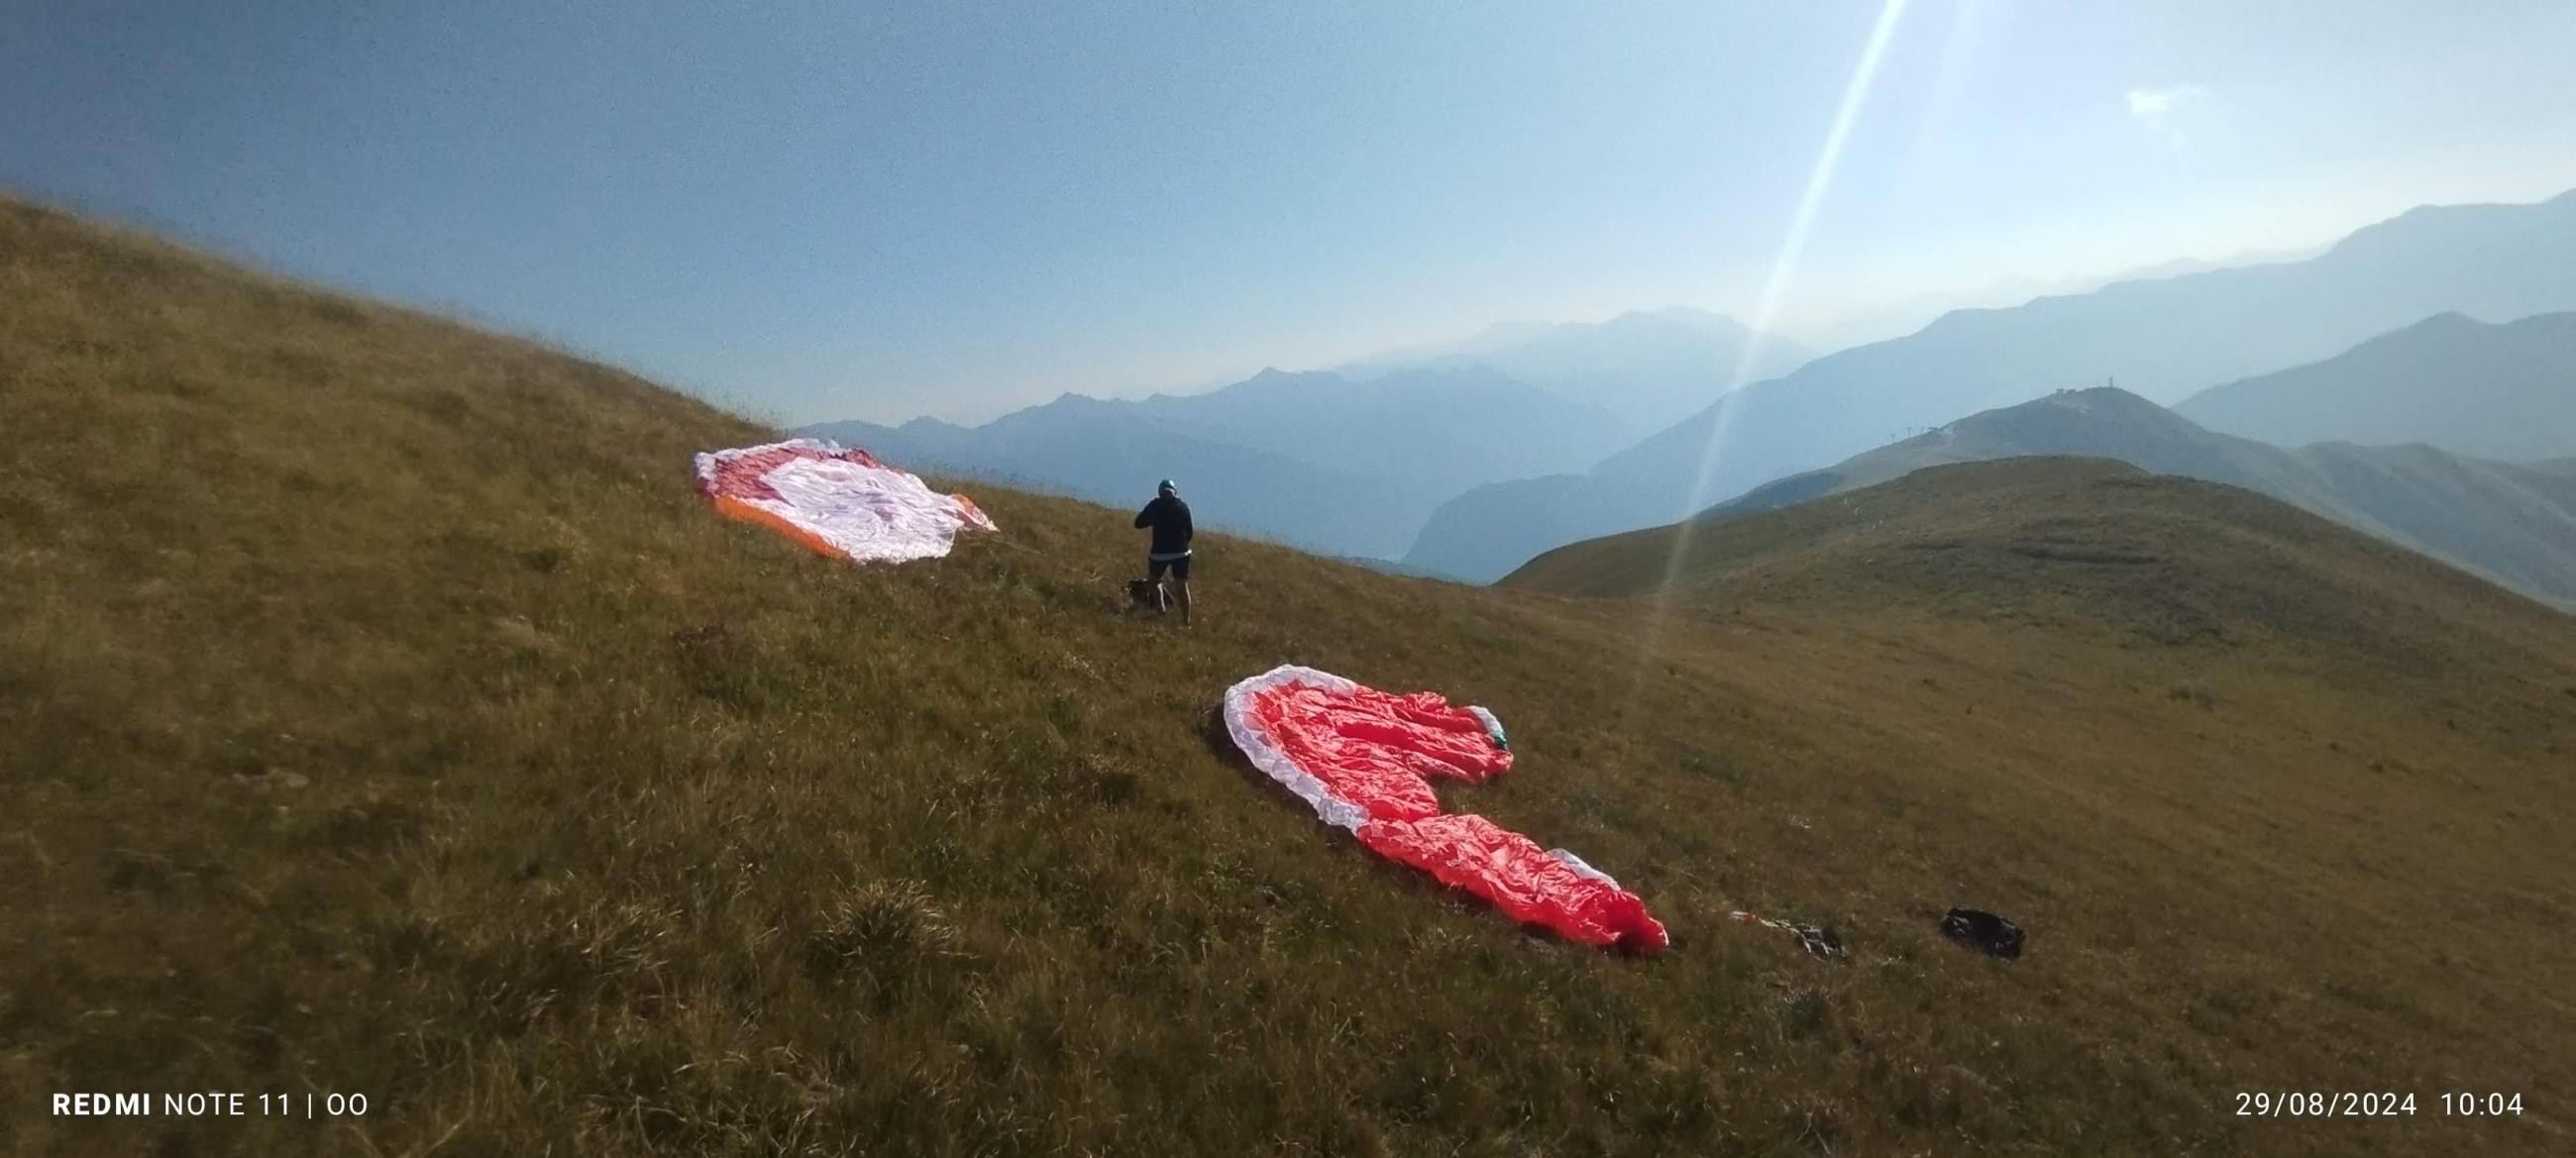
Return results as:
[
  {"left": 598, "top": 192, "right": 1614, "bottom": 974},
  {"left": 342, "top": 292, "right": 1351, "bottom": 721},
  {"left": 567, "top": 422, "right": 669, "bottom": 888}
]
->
[
  {"left": 1223, "top": 665, "right": 1668, "bottom": 953},
  {"left": 695, "top": 439, "right": 994, "bottom": 564}
]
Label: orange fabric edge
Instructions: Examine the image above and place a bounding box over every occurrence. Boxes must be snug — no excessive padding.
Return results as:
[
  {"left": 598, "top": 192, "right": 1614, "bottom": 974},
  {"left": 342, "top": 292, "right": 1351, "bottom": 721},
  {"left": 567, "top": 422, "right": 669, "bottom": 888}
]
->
[{"left": 710, "top": 495, "right": 851, "bottom": 562}]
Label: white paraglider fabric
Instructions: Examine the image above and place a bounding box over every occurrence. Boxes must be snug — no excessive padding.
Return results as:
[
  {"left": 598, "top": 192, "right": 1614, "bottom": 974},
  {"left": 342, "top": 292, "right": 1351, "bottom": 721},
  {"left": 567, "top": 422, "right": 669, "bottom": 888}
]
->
[
  {"left": 694, "top": 439, "right": 994, "bottom": 564},
  {"left": 1221, "top": 666, "right": 1373, "bottom": 832}
]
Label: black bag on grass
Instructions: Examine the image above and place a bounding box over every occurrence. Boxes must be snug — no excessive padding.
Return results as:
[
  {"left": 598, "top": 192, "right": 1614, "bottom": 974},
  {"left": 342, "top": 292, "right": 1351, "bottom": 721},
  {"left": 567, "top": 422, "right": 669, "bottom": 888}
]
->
[{"left": 1940, "top": 908, "right": 2023, "bottom": 958}]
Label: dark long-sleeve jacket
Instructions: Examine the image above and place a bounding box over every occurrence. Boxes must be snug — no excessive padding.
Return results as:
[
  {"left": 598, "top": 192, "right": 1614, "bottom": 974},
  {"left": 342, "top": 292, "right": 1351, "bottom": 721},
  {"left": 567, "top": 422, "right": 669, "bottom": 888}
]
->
[{"left": 1134, "top": 495, "right": 1194, "bottom": 557}]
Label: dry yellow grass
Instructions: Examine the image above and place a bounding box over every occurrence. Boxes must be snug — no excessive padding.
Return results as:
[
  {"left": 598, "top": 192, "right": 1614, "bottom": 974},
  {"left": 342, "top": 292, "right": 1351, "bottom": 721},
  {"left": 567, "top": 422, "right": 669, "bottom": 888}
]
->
[{"left": 4, "top": 196, "right": 2573, "bottom": 1156}]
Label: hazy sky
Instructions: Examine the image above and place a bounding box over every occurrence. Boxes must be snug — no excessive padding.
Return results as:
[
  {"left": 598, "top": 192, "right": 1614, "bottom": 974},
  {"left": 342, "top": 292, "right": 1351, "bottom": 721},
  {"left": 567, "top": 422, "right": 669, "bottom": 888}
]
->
[{"left": 8, "top": 1, "right": 2573, "bottom": 425}]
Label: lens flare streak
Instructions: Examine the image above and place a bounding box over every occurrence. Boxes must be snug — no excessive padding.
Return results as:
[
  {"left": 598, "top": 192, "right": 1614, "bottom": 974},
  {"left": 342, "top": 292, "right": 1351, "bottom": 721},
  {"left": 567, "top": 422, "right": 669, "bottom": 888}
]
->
[{"left": 1639, "top": 0, "right": 1915, "bottom": 651}]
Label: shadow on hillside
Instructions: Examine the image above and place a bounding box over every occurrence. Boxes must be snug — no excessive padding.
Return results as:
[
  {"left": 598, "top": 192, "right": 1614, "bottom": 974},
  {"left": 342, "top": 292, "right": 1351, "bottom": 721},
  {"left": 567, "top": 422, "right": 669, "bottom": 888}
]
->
[{"left": 1196, "top": 702, "right": 1282, "bottom": 801}]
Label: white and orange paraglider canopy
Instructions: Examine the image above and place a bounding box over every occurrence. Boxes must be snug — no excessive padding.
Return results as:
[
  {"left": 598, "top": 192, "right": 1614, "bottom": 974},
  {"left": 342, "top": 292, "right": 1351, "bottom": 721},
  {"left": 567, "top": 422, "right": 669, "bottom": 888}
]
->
[
  {"left": 694, "top": 439, "right": 995, "bottom": 565},
  {"left": 1223, "top": 665, "right": 1668, "bottom": 953}
]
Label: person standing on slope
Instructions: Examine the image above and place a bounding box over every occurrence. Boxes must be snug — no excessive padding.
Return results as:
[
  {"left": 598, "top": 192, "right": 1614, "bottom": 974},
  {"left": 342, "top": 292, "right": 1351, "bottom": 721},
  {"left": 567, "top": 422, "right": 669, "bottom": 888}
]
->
[{"left": 1134, "top": 479, "right": 1195, "bottom": 627}]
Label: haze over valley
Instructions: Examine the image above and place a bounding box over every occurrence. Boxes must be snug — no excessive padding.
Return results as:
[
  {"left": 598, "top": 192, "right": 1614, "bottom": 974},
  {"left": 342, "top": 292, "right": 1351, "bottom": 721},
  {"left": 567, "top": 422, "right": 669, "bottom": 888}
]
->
[{"left": 807, "top": 190, "right": 2576, "bottom": 587}]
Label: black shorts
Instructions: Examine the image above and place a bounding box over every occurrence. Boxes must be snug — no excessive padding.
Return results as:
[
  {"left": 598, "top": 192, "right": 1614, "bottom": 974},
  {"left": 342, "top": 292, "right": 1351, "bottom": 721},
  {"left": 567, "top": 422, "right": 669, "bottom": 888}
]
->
[{"left": 1148, "top": 554, "right": 1192, "bottom": 581}]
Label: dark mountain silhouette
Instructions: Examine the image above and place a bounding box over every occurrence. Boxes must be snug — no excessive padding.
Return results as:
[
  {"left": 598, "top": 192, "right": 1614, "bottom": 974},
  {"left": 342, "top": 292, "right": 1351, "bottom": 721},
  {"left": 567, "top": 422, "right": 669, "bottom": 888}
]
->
[
  {"left": 1409, "top": 189, "right": 2576, "bottom": 580},
  {"left": 2176, "top": 311, "right": 2576, "bottom": 462},
  {"left": 1687, "top": 387, "right": 2576, "bottom": 607}
]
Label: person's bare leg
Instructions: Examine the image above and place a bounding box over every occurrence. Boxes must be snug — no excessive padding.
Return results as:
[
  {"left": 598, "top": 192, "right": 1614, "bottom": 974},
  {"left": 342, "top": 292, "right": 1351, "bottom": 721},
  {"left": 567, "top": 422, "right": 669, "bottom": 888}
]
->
[{"left": 1176, "top": 580, "right": 1193, "bottom": 628}]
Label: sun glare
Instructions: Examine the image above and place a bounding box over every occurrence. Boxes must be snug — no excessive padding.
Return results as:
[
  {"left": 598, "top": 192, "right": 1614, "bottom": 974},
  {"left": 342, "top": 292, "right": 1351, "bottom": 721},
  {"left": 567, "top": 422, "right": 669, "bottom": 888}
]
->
[{"left": 1631, "top": 0, "right": 1918, "bottom": 664}]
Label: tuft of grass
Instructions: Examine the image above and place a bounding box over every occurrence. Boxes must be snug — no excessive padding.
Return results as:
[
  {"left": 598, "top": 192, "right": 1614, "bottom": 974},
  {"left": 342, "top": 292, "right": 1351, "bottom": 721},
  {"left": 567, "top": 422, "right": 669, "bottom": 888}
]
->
[{"left": 5, "top": 194, "right": 2575, "bottom": 1156}]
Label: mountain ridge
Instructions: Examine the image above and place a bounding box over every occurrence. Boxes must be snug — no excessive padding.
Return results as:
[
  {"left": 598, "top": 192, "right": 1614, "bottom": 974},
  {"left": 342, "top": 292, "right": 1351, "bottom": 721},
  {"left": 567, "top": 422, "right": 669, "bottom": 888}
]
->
[
  {"left": 1336, "top": 306, "right": 1815, "bottom": 433},
  {"left": 1683, "top": 386, "right": 2576, "bottom": 607},
  {"left": 804, "top": 323, "right": 1763, "bottom": 562},
  {"left": 2175, "top": 310, "right": 2576, "bottom": 461},
  {"left": 1408, "top": 189, "right": 2576, "bottom": 580}
]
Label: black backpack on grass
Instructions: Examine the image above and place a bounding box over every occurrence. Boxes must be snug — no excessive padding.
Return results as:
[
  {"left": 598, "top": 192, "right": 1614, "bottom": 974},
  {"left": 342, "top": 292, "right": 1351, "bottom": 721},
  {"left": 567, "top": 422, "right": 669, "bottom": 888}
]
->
[{"left": 1940, "top": 908, "right": 2024, "bottom": 958}]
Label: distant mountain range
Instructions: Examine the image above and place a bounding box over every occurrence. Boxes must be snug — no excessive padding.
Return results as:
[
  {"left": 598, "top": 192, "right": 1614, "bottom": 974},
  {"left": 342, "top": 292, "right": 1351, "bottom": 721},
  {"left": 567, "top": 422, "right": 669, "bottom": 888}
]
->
[
  {"left": 806, "top": 396, "right": 1427, "bottom": 559},
  {"left": 2176, "top": 311, "right": 2576, "bottom": 463},
  {"left": 803, "top": 364, "right": 1636, "bottom": 563},
  {"left": 1338, "top": 307, "right": 1813, "bottom": 434},
  {"left": 805, "top": 312, "right": 1802, "bottom": 565},
  {"left": 1127, "top": 366, "right": 1630, "bottom": 496},
  {"left": 1409, "top": 189, "right": 2576, "bottom": 580},
  {"left": 1785, "top": 244, "right": 2328, "bottom": 354},
  {"left": 1691, "top": 386, "right": 2576, "bottom": 608}
]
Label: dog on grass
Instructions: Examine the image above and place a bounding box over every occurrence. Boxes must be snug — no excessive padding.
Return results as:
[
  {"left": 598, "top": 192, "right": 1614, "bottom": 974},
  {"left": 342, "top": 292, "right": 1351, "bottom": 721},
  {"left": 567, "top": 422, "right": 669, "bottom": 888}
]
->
[{"left": 1125, "top": 579, "right": 1166, "bottom": 613}]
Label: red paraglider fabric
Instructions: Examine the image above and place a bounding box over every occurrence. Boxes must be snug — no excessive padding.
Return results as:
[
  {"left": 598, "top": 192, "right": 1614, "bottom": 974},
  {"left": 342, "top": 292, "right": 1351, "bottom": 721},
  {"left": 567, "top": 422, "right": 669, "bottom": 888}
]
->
[
  {"left": 1356, "top": 815, "right": 1668, "bottom": 952},
  {"left": 1238, "top": 678, "right": 1512, "bottom": 823},
  {"left": 1221, "top": 665, "right": 1668, "bottom": 954}
]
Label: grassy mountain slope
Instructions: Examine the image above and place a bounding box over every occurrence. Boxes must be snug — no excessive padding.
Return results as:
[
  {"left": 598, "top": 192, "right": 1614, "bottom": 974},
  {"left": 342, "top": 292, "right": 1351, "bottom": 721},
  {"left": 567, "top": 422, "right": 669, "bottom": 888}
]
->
[
  {"left": 2177, "top": 311, "right": 2576, "bottom": 462},
  {"left": 1691, "top": 386, "right": 2576, "bottom": 607},
  {"left": 7, "top": 198, "right": 2574, "bottom": 1157}
]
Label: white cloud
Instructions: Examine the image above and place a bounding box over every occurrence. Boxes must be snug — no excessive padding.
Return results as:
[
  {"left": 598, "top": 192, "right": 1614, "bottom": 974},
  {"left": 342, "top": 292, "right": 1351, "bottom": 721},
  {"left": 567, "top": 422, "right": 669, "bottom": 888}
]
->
[{"left": 2125, "top": 83, "right": 2212, "bottom": 129}]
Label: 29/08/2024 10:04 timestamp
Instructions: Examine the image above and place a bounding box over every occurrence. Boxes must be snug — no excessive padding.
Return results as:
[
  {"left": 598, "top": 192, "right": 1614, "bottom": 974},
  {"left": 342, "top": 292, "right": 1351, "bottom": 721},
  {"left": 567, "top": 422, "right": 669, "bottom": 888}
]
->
[{"left": 2235, "top": 1092, "right": 2523, "bottom": 1117}]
